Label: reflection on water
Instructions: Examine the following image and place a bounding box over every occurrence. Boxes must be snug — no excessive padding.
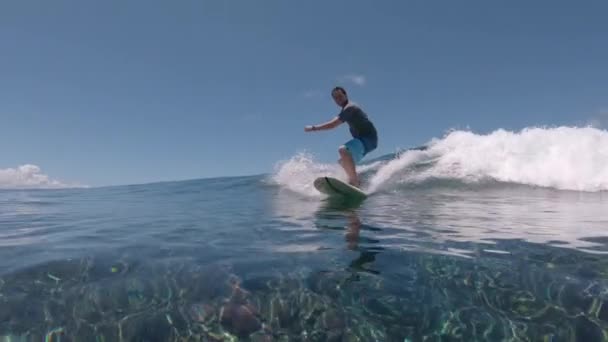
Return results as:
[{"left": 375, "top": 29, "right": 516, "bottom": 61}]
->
[
  {"left": 1, "top": 179, "right": 608, "bottom": 340},
  {"left": 271, "top": 184, "right": 608, "bottom": 257},
  {"left": 314, "top": 197, "right": 382, "bottom": 276}
]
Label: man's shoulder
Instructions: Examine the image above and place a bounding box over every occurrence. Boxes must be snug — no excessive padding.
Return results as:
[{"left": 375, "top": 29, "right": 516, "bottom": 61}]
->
[
  {"left": 340, "top": 102, "right": 363, "bottom": 114},
  {"left": 343, "top": 102, "right": 360, "bottom": 110},
  {"left": 338, "top": 102, "right": 366, "bottom": 122}
]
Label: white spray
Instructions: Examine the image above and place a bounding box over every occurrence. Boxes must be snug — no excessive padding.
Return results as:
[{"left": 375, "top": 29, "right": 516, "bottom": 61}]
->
[{"left": 273, "top": 126, "right": 608, "bottom": 195}]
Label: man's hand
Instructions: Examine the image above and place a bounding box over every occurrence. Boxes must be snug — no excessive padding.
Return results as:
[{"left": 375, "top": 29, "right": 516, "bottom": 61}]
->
[{"left": 304, "top": 117, "right": 341, "bottom": 133}]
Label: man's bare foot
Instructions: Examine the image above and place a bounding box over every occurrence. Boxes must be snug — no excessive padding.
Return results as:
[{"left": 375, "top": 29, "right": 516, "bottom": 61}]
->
[{"left": 349, "top": 179, "right": 361, "bottom": 188}]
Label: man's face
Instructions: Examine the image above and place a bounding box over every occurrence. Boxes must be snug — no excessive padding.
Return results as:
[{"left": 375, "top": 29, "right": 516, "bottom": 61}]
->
[{"left": 332, "top": 90, "right": 348, "bottom": 107}]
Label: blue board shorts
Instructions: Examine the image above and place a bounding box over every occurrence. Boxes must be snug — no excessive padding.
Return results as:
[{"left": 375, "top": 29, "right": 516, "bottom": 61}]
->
[{"left": 342, "top": 138, "right": 366, "bottom": 164}]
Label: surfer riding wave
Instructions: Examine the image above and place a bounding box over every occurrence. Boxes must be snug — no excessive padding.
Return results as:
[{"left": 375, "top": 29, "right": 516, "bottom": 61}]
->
[{"left": 305, "top": 86, "right": 378, "bottom": 187}]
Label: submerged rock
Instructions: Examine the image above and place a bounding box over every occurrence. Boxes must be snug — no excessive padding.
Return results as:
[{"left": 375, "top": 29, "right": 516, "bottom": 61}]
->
[{"left": 220, "top": 302, "right": 262, "bottom": 337}]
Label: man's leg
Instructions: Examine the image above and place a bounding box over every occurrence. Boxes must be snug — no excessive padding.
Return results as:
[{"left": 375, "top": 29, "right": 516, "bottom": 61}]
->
[{"left": 339, "top": 146, "right": 359, "bottom": 186}]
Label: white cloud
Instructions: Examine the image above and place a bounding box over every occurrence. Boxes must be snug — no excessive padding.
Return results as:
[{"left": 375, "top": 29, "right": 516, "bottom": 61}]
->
[
  {"left": 339, "top": 73, "right": 366, "bottom": 86},
  {"left": 0, "top": 164, "right": 79, "bottom": 189}
]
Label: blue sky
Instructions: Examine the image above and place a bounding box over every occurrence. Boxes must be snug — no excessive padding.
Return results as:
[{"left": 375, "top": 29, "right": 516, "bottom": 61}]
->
[{"left": 1, "top": 0, "right": 606, "bottom": 187}]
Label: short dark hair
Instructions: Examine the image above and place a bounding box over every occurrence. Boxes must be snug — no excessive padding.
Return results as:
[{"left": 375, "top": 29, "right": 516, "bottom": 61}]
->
[{"left": 332, "top": 86, "right": 347, "bottom": 96}]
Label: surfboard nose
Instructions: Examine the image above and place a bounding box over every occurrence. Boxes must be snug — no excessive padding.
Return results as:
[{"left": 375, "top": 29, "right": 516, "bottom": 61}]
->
[{"left": 313, "top": 176, "right": 367, "bottom": 199}]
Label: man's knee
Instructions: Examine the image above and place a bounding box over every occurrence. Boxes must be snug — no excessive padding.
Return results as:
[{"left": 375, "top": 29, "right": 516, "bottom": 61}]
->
[{"left": 339, "top": 146, "right": 349, "bottom": 157}]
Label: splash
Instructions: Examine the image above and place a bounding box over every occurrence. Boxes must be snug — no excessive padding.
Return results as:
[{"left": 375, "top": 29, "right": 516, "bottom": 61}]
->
[
  {"left": 274, "top": 127, "right": 608, "bottom": 195},
  {"left": 270, "top": 150, "right": 384, "bottom": 197},
  {"left": 369, "top": 126, "right": 608, "bottom": 193},
  {"left": 270, "top": 152, "right": 342, "bottom": 197}
]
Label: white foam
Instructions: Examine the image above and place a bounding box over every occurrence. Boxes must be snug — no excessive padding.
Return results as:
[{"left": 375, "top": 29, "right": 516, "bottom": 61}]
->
[
  {"left": 275, "top": 126, "right": 608, "bottom": 194},
  {"left": 371, "top": 126, "right": 608, "bottom": 192},
  {"left": 366, "top": 149, "right": 429, "bottom": 193},
  {"left": 270, "top": 152, "right": 344, "bottom": 197}
]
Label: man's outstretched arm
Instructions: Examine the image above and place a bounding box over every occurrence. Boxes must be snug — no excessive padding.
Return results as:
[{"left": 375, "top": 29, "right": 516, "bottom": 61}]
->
[{"left": 305, "top": 116, "right": 342, "bottom": 132}]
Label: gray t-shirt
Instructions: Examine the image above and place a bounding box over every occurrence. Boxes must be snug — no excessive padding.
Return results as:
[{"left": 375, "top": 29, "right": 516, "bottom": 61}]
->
[{"left": 338, "top": 102, "right": 378, "bottom": 153}]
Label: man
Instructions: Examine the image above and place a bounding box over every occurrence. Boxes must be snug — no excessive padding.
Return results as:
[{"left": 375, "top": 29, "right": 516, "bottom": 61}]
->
[{"left": 305, "top": 86, "right": 378, "bottom": 187}]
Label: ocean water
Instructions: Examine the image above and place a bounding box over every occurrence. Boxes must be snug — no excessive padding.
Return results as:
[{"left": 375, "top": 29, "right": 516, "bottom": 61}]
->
[{"left": 1, "top": 127, "right": 608, "bottom": 341}]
